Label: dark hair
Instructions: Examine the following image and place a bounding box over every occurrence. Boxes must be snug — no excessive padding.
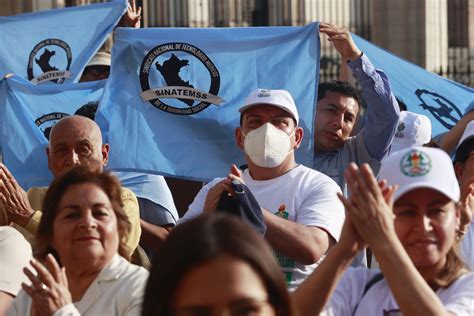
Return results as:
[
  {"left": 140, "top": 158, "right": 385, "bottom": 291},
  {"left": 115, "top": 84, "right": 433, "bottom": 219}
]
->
[
  {"left": 74, "top": 102, "right": 99, "bottom": 120},
  {"left": 395, "top": 97, "right": 407, "bottom": 112},
  {"left": 142, "top": 213, "right": 295, "bottom": 316},
  {"left": 317, "top": 80, "right": 362, "bottom": 109},
  {"left": 35, "top": 166, "right": 131, "bottom": 261},
  {"left": 453, "top": 137, "right": 474, "bottom": 164}
]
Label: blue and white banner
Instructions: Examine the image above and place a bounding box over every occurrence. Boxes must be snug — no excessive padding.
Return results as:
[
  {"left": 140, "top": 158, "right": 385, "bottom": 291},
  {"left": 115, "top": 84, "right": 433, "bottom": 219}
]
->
[
  {"left": 96, "top": 23, "right": 320, "bottom": 181},
  {"left": 0, "top": 76, "right": 105, "bottom": 189},
  {"left": 0, "top": 0, "right": 127, "bottom": 84},
  {"left": 352, "top": 33, "right": 474, "bottom": 136}
]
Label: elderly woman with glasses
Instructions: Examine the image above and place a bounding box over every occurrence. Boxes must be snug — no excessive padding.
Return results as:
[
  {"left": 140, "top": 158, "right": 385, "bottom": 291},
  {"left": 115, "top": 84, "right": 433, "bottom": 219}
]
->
[
  {"left": 294, "top": 147, "right": 474, "bottom": 315},
  {"left": 7, "top": 167, "right": 149, "bottom": 315}
]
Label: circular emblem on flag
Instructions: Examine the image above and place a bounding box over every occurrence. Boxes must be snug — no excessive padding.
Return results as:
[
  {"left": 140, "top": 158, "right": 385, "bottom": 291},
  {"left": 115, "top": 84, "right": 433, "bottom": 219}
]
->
[
  {"left": 35, "top": 112, "right": 70, "bottom": 140},
  {"left": 27, "top": 39, "right": 72, "bottom": 84},
  {"left": 399, "top": 149, "right": 432, "bottom": 177},
  {"left": 139, "top": 42, "right": 223, "bottom": 115}
]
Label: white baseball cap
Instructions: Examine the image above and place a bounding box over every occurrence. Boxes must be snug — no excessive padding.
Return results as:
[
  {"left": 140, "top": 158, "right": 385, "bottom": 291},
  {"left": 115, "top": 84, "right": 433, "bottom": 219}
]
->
[
  {"left": 0, "top": 227, "right": 33, "bottom": 296},
  {"left": 239, "top": 89, "right": 299, "bottom": 124},
  {"left": 86, "top": 51, "right": 111, "bottom": 67},
  {"left": 379, "top": 147, "right": 460, "bottom": 202},
  {"left": 389, "top": 111, "right": 432, "bottom": 154},
  {"left": 455, "top": 120, "right": 474, "bottom": 153}
]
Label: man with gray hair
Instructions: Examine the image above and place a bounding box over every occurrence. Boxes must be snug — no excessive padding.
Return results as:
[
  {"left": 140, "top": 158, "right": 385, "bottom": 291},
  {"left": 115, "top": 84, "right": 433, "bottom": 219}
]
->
[{"left": 0, "top": 115, "right": 141, "bottom": 259}]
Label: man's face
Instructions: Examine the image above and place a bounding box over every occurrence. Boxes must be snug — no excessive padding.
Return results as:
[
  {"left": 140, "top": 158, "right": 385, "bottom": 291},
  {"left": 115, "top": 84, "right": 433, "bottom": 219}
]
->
[
  {"left": 47, "top": 118, "right": 108, "bottom": 178},
  {"left": 80, "top": 65, "right": 110, "bottom": 82},
  {"left": 236, "top": 104, "right": 302, "bottom": 151},
  {"left": 314, "top": 91, "right": 359, "bottom": 152}
]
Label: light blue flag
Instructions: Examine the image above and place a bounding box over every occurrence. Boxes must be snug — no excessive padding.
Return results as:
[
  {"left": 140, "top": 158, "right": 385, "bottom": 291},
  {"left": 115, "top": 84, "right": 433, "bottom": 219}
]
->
[
  {"left": 352, "top": 33, "right": 474, "bottom": 135},
  {"left": 0, "top": 0, "right": 127, "bottom": 84},
  {"left": 0, "top": 76, "right": 105, "bottom": 189},
  {"left": 96, "top": 24, "right": 320, "bottom": 181}
]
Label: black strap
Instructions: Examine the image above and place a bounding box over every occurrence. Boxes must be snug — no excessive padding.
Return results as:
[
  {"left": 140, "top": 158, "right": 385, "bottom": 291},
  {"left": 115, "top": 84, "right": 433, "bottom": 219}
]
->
[{"left": 352, "top": 272, "right": 384, "bottom": 316}]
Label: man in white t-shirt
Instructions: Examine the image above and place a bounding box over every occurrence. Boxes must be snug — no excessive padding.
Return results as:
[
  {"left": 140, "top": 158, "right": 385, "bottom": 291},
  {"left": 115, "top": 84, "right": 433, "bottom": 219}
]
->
[{"left": 180, "top": 88, "right": 345, "bottom": 290}]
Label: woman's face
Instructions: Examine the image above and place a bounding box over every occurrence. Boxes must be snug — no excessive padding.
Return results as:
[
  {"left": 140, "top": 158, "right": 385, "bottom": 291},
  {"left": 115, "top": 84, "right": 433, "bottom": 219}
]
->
[
  {"left": 393, "top": 188, "right": 459, "bottom": 269},
  {"left": 171, "top": 254, "right": 276, "bottom": 316},
  {"left": 51, "top": 182, "right": 119, "bottom": 268}
]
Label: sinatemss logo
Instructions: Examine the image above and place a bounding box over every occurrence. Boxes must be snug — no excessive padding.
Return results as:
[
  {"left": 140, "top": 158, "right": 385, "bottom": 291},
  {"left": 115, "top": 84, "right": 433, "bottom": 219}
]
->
[
  {"left": 139, "top": 42, "right": 224, "bottom": 115},
  {"left": 28, "top": 39, "right": 72, "bottom": 84},
  {"left": 35, "top": 113, "right": 69, "bottom": 140}
]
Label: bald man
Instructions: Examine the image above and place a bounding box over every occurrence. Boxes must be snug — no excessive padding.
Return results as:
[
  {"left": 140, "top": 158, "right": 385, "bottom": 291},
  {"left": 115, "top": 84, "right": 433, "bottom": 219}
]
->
[{"left": 0, "top": 116, "right": 141, "bottom": 258}]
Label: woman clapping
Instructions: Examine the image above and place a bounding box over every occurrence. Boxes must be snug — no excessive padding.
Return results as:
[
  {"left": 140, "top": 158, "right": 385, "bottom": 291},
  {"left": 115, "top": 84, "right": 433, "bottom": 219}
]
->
[
  {"left": 294, "top": 147, "right": 474, "bottom": 315},
  {"left": 8, "top": 167, "right": 148, "bottom": 315}
]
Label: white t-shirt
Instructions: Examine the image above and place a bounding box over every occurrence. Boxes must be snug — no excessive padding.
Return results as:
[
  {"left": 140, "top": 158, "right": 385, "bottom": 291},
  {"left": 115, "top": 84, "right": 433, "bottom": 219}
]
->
[
  {"left": 461, "top": 221, "right": 474, "bottom": 269},
  {"left": 322, "top": 268, "right": 474, "bottom": 316},
  {"left": 180, "top": 165, "right": 345, "bottom": 290}
]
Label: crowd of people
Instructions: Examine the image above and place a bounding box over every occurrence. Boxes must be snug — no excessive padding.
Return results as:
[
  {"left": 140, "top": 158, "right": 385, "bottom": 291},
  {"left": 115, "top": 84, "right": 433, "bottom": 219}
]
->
[{"left": 0, "top": 2, "right": 473, "bottom": 315}]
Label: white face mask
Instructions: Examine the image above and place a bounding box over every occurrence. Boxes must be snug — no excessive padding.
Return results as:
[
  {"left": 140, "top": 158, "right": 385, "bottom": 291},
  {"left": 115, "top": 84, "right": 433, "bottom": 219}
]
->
[{"left": 243, "top": 123, "right": 294, "bottom": 168}]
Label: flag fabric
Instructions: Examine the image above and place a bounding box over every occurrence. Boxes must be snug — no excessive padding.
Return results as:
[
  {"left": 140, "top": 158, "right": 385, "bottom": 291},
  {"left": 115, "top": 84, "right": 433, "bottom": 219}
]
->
[
  {"left": 0, "top": 0, "right": 127, "bottom": 84},
  {"left": 96, "top": 23, "right": 320, "bottom": 181},
  {"left": 0, "top": 75, "right": 105, "bottom": 189},
  {"left": 352, "top": 33, "right": 474, "bottom": 136}
]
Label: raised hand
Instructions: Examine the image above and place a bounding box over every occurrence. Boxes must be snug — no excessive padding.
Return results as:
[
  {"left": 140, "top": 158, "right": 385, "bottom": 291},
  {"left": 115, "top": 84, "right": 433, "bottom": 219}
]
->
[
  {"left": 22, "top": 254, "right": 72, "bottom": 315},
  {"left": 119, "top": 0, "right": 142, "bottom": 28},
  {"left": 319, "top": 22, "right": 362, "bottom": 61},
  {"left": 0, "top": 164, "right": 34, "bottom": 226},
  {"left": 341, "top": 163, "right": 398, "bottom": 250}
]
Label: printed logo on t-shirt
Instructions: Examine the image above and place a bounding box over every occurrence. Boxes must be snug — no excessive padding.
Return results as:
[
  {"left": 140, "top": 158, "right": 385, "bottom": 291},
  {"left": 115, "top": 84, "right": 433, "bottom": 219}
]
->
[
  {"left": 274, "top": 203, "right": 294, "bottom": 286},
  {"left": 276, "top": 203, "right": 289, "bottom": 219},
  {"left": 400, "top": 149, "right": 431, "bottom": 177}
]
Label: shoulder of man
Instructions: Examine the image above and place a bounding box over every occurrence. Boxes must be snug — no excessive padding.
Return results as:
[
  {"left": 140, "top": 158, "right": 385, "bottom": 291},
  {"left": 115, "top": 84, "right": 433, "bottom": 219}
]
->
[{"left": 297, "top": 165, "right": 342, "bottom": 191}]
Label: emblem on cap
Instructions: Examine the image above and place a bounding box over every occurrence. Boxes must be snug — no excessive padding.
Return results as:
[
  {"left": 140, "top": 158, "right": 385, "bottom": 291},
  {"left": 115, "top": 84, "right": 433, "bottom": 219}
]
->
[
  {"left": 400, "top": 149, "right": 431, "bottom": 177},
  {"left": 257, "top": 89, "right": 271, "bottom": 98},
  {"left": 395, "top": 122, "right": 405, "bottom": 138}
]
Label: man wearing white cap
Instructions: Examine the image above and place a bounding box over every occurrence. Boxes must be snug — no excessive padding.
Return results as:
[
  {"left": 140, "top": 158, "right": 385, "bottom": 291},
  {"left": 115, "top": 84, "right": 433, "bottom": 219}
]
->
[
  {"left": 180, "top": 88, "right": 345, "bottom": 291},
  {"left": 453, "top": 120, "right": 474, "bottom": 268},
  {"left": 0, "top": 227, "right": 32, "bottom": 314},
  {"left": 389, "top": 111, "right": 432, "bottom": 154}
]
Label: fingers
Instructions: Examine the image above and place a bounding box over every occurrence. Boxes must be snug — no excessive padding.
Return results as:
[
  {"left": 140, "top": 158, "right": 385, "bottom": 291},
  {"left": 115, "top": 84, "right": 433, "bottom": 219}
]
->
[
  {"left": 228, "top": 164, "right": 244, "bottom": 185},
  {"left": 359, "top": 164, "right": 381, "bottom": 196},
  {"left": 344, "top": 164, "right": 368, "bottom": 207},
  {"left": 230, "top": 164, "right": 241, "bottom": 178},
  {"left": 385, "top": 185, "right": 398, "bottom": 208},
  {"left": 45, "top": 254, "right": 63, "bottom": 283},
  {"left": 319, "top": 23, "right": 348, "bottom": 36},
  {"left": 0, "top": 164, "right": 14, "bottom": 181},
  {"left": 30, "top": 259, "right": 56, "bottom": 289}
]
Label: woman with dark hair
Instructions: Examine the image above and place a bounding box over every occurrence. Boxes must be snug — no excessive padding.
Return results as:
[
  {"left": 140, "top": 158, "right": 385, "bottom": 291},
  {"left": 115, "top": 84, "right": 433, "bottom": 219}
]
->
[
  {"left": 7, "top": 166, "right": 149, "bottom": 315},
  {"left": 294, "top": 147, "right": 474, "bottom": 315},
  {"left": 142, "top": 213, "right": 295, "bottom": 316}
]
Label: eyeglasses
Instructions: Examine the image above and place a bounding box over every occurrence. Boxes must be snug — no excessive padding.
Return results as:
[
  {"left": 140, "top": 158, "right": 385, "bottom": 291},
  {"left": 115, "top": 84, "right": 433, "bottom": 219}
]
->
[{"left": 171, "top": 299, "right": 274, "bottom": 316}]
